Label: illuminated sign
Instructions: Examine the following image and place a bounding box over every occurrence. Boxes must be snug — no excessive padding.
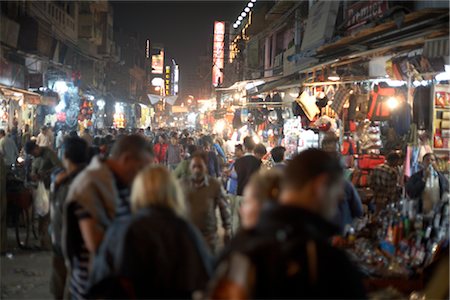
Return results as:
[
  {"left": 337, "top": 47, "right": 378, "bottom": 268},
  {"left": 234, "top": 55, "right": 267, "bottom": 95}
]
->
[
  {"left": 165, "top": 66, "right": 171, "bottom": 96},
  {"left": 173, "top": 65, "right": 179, "bottom": 95},
  {"left": 146, "top": 39, "right": 150, "bottom": 58},
  {"left": 212, "top": 21, "right": 225, "bottom": 87},
  {"left": 152, "top": 48, "right": 164, "bottom": 74}
]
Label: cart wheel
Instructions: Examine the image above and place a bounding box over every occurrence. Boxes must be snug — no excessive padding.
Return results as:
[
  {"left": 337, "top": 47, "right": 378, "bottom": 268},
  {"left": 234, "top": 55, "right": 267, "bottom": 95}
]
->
[{"left": 15, "top": 208, "right": 30, "bottom": 249}]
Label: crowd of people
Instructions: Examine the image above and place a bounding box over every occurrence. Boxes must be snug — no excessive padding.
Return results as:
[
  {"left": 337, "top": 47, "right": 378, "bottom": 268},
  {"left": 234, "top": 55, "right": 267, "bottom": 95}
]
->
[{"left": 0, "top": 124, "right": 448, "bottom": 299}]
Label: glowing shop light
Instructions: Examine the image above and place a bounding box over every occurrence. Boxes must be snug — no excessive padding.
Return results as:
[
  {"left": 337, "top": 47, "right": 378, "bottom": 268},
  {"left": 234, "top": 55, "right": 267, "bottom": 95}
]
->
[
  {"left": 244, "top": 7, "right": 250, "bottom": 12},
  {"left": 151, "top": 77, "right": 164, "bottom": 86},
  {"left": 251, "top": 0, "right": 256, "bottom": 2},
  {"left": 54, "top": 81, "right": 68, "bottom": 93},
  {"left": 387, "top": 97, "right": 399, "bottom": 110},
  {"left": 238, "top": 16, "right": 243, "bottom": 21},
  {"left": 214, "top": 119, "right": 226, "bottom": 133},
  {"left": 115, "top": 102, "right": 124, "bottom": 114},
  {"left": 248, "top": 2, "right": 254, "bottom": 7},
  {"left": 55, "top": 101, "right": 66, "bottom": 113},
  {"left": 436, "top": 65, "right": 450, "bottom": 81},
  {"left": 236, "top": 20, "right": 241, "bottom": 25},
  {"left": 97, "top": 99, "right": 106, "bottom": 110},
  {"left": 233, "top": 23, "right": 238, "bottom": 29},
  {"left": 241, "top": 12, "right": 247, "bottom": 17},
  {"left": 252, "top": 135, "right": 260, "bottom": 144},
  {"left": 328, "top": 71, "right": 340, "bottom": 81}
]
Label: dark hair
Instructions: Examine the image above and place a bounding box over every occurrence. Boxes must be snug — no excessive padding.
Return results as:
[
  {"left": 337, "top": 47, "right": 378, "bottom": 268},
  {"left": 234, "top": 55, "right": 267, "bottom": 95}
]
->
[
  {"left": 284, "top": 148, "right": 343, "bottom": 189},
  {"left": 24, "top": 140, "right": 38, "bottom": 154},
  {"left": 235, "top": 144, "right": 243, "bottom": 152},
  {"left": 422, "top": 153, "right": 435, "bottom": 162},
  {"left": 243, "top": 136, "right": 256, "bottom": 151},
  {"left": 254, "top": 143, "right": 267, "bottom": 156},
  {"left": 110, "top": 134, "right": 153, "bottom": 159},
  {"left": 386, "top": 152, "right": 401, "bottom": 166},
  {"left": 186, "top": 145, "right": 198, "bottom": 156},
  {"left": 0, "top": 129, "right": 5, "bottom": 136},
  {"left": 69, "top": 131, "right": 78, "bottom": 138},
  {"left": 271, "top": 146, "right": 286, "bottom": 163},
  {"left": 63, "top": 137, "right": 89, "bottom": 164},
  {"left": 190, "top": 151, "right": 208, "bottom": 164}
]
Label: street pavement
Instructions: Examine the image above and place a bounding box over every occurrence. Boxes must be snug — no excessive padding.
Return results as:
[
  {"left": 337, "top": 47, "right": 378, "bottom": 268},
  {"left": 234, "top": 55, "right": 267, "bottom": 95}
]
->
[{"left": 1, "top": 229, "right": 52, "bottom": 299}]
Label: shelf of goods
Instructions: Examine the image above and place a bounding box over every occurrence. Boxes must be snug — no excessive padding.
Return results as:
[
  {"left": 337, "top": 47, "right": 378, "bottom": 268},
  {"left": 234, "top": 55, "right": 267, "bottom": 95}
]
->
[{"left": 431, "top": 85, "right": 450, "bottom": 174}]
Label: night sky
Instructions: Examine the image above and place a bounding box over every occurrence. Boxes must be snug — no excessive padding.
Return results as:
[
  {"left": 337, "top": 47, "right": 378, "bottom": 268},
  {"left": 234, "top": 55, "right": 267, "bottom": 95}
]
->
[{"left": 112, "top": 1, "right": 246, "bottom": 99}]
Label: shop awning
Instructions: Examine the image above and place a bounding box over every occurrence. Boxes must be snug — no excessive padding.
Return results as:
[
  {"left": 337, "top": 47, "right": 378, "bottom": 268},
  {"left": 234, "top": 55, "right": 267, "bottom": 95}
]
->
[
  {"left": 0, "top": 85, "right": 42, "bottom": 104},
  {"left": 215, "top": 75, "right": 283, "bottom": 92},
  {"left": 247, "top": 75, "right": 299, "bottom": 95}
]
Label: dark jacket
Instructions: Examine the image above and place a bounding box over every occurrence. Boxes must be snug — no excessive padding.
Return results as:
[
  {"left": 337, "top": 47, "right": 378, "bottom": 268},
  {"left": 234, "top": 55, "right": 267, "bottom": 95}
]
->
[
  {"left": 234, "top": 154, "right": 261, "bottom": 196},
  {"left": 212, "top": 205, "right": 366, "bottom": 299},
  {"left": 87, "top": 206, "right": 212, "bottom": 299},
  {"left": 50, "top": 167, "right": 85, "bottom": 256},
  {"left": 333, "top": 180, "right": 363, "bottom": 232},
  {"left": 406, "top": 169, "right": 449, "bottom": 211}
]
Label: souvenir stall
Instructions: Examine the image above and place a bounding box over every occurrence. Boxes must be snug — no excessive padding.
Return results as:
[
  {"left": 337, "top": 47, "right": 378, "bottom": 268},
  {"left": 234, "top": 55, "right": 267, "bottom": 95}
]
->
[
  {"left": 78, "top": 94, "right": 94, "bottom": 132},
  {"left": 0, "top": 86, "right": 42, "bottom": 134}
]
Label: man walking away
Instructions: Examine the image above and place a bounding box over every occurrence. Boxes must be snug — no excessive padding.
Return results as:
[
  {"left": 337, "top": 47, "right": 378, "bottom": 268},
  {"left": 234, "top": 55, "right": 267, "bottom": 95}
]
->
[
  {"left": 62, "top": 135, "right": 152, "bottom": 299},
  {"left": 209, "top": 149, "right": 366, "bottom": 299},
  {"left": 50, "top": 137, "right": 89, "bottom": 299}
]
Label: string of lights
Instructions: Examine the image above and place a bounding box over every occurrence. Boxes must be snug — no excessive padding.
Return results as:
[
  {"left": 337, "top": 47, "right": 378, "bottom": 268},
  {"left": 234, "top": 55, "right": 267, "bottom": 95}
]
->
[{"left": 232, "top": 0, "right": 256, "bottom": 29}]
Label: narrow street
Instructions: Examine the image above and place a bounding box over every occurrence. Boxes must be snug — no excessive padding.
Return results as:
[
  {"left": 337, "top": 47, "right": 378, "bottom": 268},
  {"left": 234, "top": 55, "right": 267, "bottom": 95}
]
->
[{"left": 1, "top": 230, "right": 51, "bottom": 300}]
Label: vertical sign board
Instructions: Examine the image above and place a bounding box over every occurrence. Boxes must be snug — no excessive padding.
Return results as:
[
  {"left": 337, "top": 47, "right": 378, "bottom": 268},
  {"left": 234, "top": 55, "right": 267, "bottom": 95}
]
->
[
  {"left": 212, "top": 21, "right": 225, "bottom": 87},
  {"left": 165, "top": 66, "right": 171, "bottom": 96},
  {"left": 173, "top": 65, "right": 179, "bottom": 95},
  {"left": 152, "top": 48, "right": 164, "bottom": 74}
]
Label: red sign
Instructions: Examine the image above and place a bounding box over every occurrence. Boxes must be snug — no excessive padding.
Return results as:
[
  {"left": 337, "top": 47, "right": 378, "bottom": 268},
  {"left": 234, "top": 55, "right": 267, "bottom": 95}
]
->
[
  {"left": 346, "top": 0, "right": 388, "bottom": 32},
  {"left": 212, "top": 21, "right": 225, "bottom": 87}
]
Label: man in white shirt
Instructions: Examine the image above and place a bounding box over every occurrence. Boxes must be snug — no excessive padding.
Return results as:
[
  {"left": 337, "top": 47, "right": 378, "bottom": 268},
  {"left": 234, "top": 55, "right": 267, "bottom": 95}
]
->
[{"left": 36, "top": 126, "right": 54, "bottom": 149}]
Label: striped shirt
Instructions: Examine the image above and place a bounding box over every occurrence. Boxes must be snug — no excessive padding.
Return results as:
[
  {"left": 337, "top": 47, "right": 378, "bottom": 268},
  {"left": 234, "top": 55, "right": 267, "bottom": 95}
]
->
[{"left": 69, "top": 203, "right": 91, "bottom": 300}]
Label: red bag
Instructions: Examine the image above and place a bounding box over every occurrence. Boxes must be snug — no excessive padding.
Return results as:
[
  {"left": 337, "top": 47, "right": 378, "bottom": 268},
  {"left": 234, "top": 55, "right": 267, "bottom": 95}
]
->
[
  {"left": 358, "top": 154, "right": 385, "bottom": 170},
  {"left": 352, "top": 169, "right": 371, "bottom": 187},
  {"left": 367, "top": 83, "right": 396, "bottom": 120}
]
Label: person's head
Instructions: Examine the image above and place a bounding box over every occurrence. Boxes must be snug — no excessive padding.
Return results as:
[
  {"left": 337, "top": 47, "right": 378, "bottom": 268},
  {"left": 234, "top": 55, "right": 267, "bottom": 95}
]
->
[
  {"left": 158, "top": 134, "right": 166, "bottom": 144},
  {"left": 187, "top": 137, "right": 195, "bottom": 145},
  {"left": 321, "top": 135, "right": 339, "bottom": 154},
  {"left": 170, "top": 132, "right": 178, "bottom": 145},
  {"left": 109, "top": 134, "right": 153, "bottom": 186},
  {"left": 69, "top": 130, "right": 78, "bottom": 138},
  {"left": 271, "top": 146, "right": 286, "bottom": 163},
  {"left": 185, "top": 145, "right": 197, "bottom": 158},
  {"left": 131, "top": 165, "right": 185, "bottom": 217},
  {"left": 281, "top": 149, "right": 344, "bottom": 222},
  {"left": 189, "top": 151, "right": 208, "bottom": 180},
  {"left": 24, "top": 124, "right": 30, "bottom": 132},
  {"left": 41, "top": 126, "right": 48, "bottom": 134},
  {"left": 423, "top": 153, "right": 437, "bottom": 169},
  {"left": 25, "top": 141, "right": 41, "bottom": 157},
  {"left": 243, "top": 136, "right": 256, "bottom": 153},
  {"left": 241, "top": 170, "right": 282, "bottom": 229},
  {"left": 62, "top": 137, "right": 89, "bottom": 170},
  {"left": 0, "top": 129, "right": 5, "bottom": 138},
  {"left": 235, "top": 144, "right": 244, "bottom": 158},
  {"left": 386, "top": 152, "right": 401, "bottom": 167},
  {"left": 254, "top": 143, "right": 267, "bottom": 160}
]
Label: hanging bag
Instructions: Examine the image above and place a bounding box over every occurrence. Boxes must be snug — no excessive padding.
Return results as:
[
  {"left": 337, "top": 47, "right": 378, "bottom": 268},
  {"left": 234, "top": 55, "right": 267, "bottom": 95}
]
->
[{"left": 34, "top": 181, "right": 50, "bottom": 217}]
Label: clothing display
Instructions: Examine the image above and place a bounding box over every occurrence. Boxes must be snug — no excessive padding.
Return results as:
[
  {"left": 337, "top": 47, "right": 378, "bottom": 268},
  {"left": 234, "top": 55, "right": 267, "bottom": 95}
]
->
[{"left": 413, "top": 86, "right": 431, "bottom": 130}]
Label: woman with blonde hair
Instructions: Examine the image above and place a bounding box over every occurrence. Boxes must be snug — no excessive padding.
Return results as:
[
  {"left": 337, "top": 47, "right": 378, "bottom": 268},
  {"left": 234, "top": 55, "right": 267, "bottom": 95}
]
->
[{"left": 87, "top": 165, "right": 212, "bottom": 299}]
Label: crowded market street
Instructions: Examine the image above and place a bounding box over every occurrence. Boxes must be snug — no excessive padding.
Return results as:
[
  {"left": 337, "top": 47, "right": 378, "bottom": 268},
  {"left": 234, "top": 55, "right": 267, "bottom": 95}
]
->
[{"left": 1, "top": 1, "right": 450, "bottom": 299}]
